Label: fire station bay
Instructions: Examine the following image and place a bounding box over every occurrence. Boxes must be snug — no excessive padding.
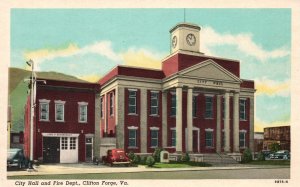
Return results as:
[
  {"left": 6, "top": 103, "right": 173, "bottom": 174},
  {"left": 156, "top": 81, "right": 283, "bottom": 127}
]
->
[{"left": 24, "top": 22, "right": 255, "bottom": 163}]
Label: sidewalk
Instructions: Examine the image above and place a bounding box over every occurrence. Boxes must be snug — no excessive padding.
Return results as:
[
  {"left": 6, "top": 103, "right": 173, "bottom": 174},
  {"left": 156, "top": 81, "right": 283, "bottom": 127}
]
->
[{"left": 7, "top": 163, "right": 290, "bottom": 177}]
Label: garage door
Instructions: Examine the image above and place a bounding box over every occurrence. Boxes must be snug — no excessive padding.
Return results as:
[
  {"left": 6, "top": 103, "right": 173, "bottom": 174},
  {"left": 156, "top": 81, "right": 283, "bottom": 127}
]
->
[{"left": 60, "top": 137, "right": 78, "bottom": 163}]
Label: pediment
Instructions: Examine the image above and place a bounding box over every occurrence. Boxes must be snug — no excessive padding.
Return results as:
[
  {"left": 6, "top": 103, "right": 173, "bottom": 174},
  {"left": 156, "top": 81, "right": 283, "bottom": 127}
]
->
[{"left": 179, "top": 60, "right": 241, "bottom": 83}]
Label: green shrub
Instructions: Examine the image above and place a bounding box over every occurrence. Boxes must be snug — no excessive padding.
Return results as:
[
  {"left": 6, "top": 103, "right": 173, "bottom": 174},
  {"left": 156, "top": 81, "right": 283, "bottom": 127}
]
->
[
  {"left": 257, "top": 152, "right": 265, "bottom": 161},
  {"left": 127, "top": 152, "right": 135, "bottom": 161},
  {"left": 153, "top": 147, "right": 163, "bottom": 162},
  {"left": 140, "top": 156, "right": 147, "bottom": 165},
  {"left": 270, "top": 143, "right": 280, "bottom": 153},
  {"left": 146, "top": 156, "right": 156, "bottom": 167},
  {"left": 132, "top": 155, "right": 141, "bottom": 165},
  {"left": 180, "top": 153, "right": 190, "bottom": 162},
  {"left": 241, "top": 148, "right": 253, "bottom": 163}
]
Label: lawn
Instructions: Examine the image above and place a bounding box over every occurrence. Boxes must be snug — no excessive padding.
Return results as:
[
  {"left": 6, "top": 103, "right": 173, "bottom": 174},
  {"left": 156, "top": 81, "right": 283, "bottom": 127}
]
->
[
  {"left": 245, "top": 160, "right": 290, "bottom": 166},
  {"left": 151, "top": 161, "right": 212, "bottom": 168}
]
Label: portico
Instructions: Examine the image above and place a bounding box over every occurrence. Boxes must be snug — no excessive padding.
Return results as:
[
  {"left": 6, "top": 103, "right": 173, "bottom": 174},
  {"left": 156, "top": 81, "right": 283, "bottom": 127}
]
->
[{"left": 162, "top": 59, "right": 247, "bottom": 154}]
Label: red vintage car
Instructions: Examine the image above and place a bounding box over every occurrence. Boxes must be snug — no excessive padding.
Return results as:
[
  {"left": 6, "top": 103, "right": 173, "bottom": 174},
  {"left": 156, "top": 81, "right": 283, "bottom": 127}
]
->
[{"left": 102, "top": 149, "right": 131, "bottom": 166}]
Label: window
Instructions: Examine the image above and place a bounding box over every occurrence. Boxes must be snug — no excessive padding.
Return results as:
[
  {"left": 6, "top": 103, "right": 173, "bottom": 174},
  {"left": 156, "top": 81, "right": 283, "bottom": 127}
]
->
[
  {"left": 240, "top": 99, "right": 247, "bottom": 120},
  {"left": 171, "top": 130, "right": 176, "bottom": 147},
  {"left": 205, "top": 96, "right": 213, "bottom": 118},
  {"left": 40, "top": 103, "right": 49, "bottom": 121},
  {"left": 128, "top": 129, "right": 137, "bottom": 147},
  {"left": 100, "top": 97, "right": 103, "bottom": 118},
  {"left": 205, "top": 131, "right": 213, "bottom": 147},
  {"left": 171, "top": 94, "right": 176, "bottom": 116},
  {"left": 128, "top": 90, "right": 137, "bottom": 114},
  {"left": 55, "top": 101, "right": 65, "bottom": 122},
  {"left": 12, "top": 135, "right": 20, "bottom": 144},
  {"left": 150, "top": 130, "right": 159, "bottom": 147},
  {"left": 239, "top": 131, "right": 246, "bottom": 148},
  {"left": 70, "top": 137, "right": 76, "bottom": 150},
  {"left": 61, "top": 137, "right": 68, "bottom": 150},
  {"left": 110, "top": 92, "right": 114, "bottom": 116},
  {"left": 150, "top": 91, "right": 159, "bottom": 115},
  {"left": 192, "top": 95, "right": 197, "bottom": 117},
  {"left": 78, "top": 103, "right": 88, "bottom": 123}
]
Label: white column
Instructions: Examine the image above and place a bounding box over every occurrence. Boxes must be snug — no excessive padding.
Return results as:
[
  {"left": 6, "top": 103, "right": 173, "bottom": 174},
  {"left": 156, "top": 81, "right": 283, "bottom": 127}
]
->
[
  {"left": 224, "top": 91, "right": 230, "bottom": 152},
  {"left": 216, "top": 95, "right": 222, "bottom": 153},
  {"left": 116, "top": 87, "right": 125, "bottom": 149},
  {"left": 249, "top": 97, "right": 255, "bottom": 152},
  {"left": 94, "top": 93, "right": 101, "bottom": 158},
  {"left": 233, "top": 92, "right": 240, "bottom": 152},
  {"left": 187, "top": 87, "right": 193, "bottom": 152},
  {"left": 162, "top": 91, "right": 167, "bottom": 148},
  {"left": 176, "top": 87, "right": 183, "bottom": 152},
  {"left": 140, "top": 88, "right": 147, "bottom": 153}
]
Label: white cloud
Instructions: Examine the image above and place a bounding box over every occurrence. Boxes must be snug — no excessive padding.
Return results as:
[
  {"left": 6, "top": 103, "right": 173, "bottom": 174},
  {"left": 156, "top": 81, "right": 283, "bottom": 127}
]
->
[
  {"left": 23, "top": 41, "right": 121, "bottom": 71},
  {"left": 255, "top": 77, "right": 290, "bottom": 97},
  {"left": 77, "top": 41, "right": 122, "bottom": 62},
  {"left": 201, "top": 27, "right": 290, "bottom": 61}
]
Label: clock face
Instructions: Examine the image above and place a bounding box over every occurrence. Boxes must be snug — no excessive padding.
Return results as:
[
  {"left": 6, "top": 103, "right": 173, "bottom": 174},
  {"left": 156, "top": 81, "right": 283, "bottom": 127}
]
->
[
  {"left": 172, "top": 36, "right": 177, "bottom": 48},
  {"left": 186, "top": 33, "right": 196, "bottom": 46}
]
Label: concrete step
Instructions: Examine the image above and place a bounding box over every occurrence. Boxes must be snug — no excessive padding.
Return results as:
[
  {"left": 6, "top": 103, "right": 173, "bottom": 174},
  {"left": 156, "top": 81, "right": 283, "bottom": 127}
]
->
[{"left": 202, "top": 153, "right": 239, "bottom": 165}]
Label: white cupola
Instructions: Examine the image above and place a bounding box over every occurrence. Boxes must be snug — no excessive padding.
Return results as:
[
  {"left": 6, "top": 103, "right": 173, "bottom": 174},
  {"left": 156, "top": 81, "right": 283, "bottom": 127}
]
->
[{"left": 170, "top": 22, "right": 201, "bottom": 54}]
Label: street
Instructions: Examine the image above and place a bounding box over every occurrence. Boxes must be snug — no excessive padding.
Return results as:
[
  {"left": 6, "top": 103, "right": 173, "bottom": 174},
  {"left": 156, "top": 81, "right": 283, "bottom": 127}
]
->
[{"left": 8, "top": 167, "right": 290, "bottom": 179}]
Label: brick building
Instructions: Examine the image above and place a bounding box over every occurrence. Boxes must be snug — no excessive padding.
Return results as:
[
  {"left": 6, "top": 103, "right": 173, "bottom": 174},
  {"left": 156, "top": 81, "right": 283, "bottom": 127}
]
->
[
  {"left": 95, "top": 22, "right": 255, "bottom": 158},
  {"left": 24, "top": 79, "right": 99, "bottom": 163},
  {"left": 263, "top": 126, "right": 290, "bottom": 151},
  {"left": 24, "top": 22, "right": 256, "bottom": 163}
]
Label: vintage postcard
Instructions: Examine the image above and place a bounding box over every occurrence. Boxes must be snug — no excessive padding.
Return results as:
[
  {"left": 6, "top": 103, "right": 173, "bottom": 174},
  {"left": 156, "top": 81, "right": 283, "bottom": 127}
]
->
[{"left": 1, "top": 0, "right": 299, "bottom": 187}]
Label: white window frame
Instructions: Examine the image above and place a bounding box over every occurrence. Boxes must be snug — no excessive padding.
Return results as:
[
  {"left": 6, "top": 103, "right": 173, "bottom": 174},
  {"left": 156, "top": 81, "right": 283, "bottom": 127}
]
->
[
  {"left": 55, "top": 100, "right": 65, "bottom": 122},
  {"left": 39, "top": 99, "right": 50, "bottom": 121},
  {"left": 239, "top": 130, "right": 247, "bottom": 148},
  {"left": 205, "top": 95, "right": 214, "bottom": 119},
  {"left": 150, "top": 127, "right": 159, "bottom": 148},
  {"left": 128, "top": 126, "right": 138, "bottom": 148},
  {"left": 240, "top": 98, "right": 247, "bottom": 120},
  {"left": 110, "top": 92, "right": 114, "bottom": 116},
  {"left": 205, "top": 129, "right": 214, "bottom": 147},
  {"left": 170, "top": 93, "right": 176, "bottom": 116},
  {"left": 78, "top": 102, "right": 88, "bottom": 123},
  {"left": 128, "top": 89, "right": 137, "bottom": 114},
  {"left": 170, "top": 127, "right": 176, "bottom": 147},
  {"left": 150, "top": 91, "right": 159, "bottom": 115}
]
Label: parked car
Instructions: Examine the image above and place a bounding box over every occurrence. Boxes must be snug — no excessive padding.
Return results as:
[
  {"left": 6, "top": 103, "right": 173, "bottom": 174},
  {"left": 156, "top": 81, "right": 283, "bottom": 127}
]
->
[
  {"left": 102, "top": 149, "right": 131, "bottom": 167},
  {"left": 261, "top": 150, "right": 272, "bottom": 158},
  {"left": 270, "top": 150, "right": 290, "bottom": 160},
  {"left": 7, "top": 148, "right": 25, "bottom": 169}
]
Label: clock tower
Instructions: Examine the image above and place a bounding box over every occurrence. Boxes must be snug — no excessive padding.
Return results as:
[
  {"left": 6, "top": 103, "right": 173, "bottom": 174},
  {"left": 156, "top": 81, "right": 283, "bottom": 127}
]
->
[{"left": 170, "top": 22, "right": 201, "bottom": 54}]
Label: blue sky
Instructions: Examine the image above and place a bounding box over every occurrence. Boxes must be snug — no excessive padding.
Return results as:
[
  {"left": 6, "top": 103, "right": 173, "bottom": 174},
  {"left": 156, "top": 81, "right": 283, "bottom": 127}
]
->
[{"left": 10, "top": 9, "right": 291, "bottom": 131}]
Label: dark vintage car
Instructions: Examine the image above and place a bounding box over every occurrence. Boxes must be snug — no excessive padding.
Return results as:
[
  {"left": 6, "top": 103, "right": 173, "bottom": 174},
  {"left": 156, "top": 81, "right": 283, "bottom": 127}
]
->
[
  {"left": 102, "top": 149, "right": 131, "bottom": 166},
  {"left": 7, "top": 148, "right": 25, "bottom": 169},
  {"left": 270, "top": 150, "right": 290, "bottom": 160}
]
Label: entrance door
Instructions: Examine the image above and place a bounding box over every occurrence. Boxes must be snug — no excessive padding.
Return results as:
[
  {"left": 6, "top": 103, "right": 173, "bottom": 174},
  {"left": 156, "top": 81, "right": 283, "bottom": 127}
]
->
[
  {"left": 193, "top": 130, "right": 198, "bottom": 152},
  {"left": 85, "top": 137, "right": 93, "bottom": 162},
  {"left": 43, "top": 137, "right": 60, "bottom": 163}
]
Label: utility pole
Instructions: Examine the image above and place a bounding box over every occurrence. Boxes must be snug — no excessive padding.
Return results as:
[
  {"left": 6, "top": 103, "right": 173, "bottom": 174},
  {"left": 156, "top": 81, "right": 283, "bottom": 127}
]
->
[{"left": 25, "top": 59, "right": 45, "bottom": 172}]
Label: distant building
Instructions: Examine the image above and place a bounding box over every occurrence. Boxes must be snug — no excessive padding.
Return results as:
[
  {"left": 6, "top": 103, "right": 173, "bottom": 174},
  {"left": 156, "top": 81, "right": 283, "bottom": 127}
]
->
[
  {"left": 263, "top": 126, "right": 290, "bottom": 151},
  {"left": 254, "top": 132, "right": 264, "bottom": 152}
]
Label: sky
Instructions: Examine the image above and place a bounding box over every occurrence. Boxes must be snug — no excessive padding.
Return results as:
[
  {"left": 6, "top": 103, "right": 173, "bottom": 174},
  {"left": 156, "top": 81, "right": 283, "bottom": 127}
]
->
[{"left": 10, "top": 9, "right": 291, "bottom": 132}]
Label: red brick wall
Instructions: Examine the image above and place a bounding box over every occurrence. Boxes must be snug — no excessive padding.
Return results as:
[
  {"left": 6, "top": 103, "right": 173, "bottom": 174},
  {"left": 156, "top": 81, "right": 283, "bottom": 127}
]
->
[
  {"left": 30, "top": 80, "right": 97, "bottom": 162},
  {"left": 162, "top": 53, "right": 240, "bottom": 78}
]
